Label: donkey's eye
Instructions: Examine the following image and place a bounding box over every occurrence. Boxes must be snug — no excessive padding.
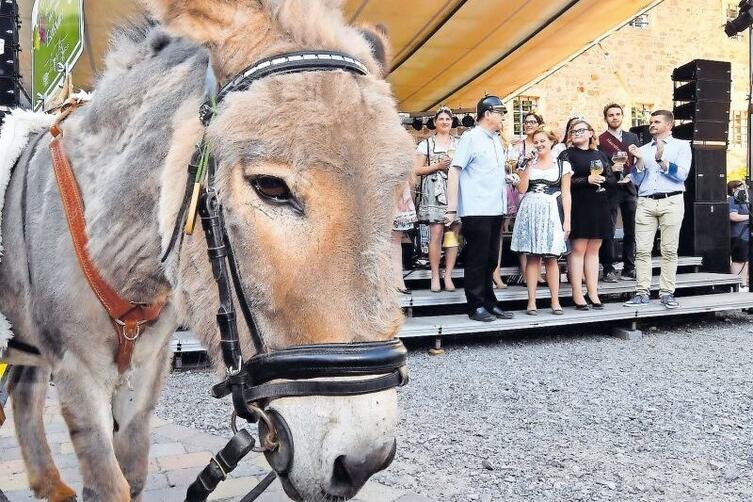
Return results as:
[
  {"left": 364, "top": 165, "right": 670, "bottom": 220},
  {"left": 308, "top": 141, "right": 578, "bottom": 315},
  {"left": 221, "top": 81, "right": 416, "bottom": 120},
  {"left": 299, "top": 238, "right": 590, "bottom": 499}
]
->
[
  {"left": 250, "top": 175, "right": 292, "bottom": 201},
  {"left": 249, "top": 175, "right": 304, "bottom": 214}
]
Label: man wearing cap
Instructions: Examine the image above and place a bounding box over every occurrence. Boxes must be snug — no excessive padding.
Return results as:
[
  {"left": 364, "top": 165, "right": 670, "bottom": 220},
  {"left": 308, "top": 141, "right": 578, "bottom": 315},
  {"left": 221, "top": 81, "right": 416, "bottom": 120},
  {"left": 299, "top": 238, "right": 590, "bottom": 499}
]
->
[{"left": 445, "top": 96, "right": 514, "bottom": 322}]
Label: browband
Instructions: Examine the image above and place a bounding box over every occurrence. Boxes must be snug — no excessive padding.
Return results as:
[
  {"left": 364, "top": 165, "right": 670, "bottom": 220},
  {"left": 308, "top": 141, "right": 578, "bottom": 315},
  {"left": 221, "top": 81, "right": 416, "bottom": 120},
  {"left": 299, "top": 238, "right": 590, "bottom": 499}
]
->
[{"left": 199, "top": 51, "right": 369, "bottom": 125}]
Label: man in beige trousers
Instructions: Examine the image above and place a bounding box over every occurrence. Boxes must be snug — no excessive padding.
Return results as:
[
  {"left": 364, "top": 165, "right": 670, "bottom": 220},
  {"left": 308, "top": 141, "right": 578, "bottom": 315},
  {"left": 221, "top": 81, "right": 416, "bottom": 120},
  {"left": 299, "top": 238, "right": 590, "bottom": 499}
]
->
[{"left": 623, "top": 110, "right": 692, "bottom": 309}]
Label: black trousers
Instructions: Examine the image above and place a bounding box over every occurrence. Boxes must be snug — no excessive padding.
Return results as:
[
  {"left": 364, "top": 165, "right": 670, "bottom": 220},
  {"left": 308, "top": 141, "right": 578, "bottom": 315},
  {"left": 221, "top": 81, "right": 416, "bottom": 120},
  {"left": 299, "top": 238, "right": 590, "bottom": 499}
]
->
[
  {"left": 600, "top": 189, "right": 637, "bottom": 274},
  {"left": 461, "top": 215, "right": 504, "bottom": 313}
]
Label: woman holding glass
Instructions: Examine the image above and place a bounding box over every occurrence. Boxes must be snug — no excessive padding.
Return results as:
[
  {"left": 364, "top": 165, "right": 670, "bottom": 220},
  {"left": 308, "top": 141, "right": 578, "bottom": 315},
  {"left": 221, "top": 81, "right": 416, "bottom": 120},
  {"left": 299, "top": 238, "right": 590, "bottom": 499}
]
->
[
  {"left": 511, "top": 129, "right": 572, "bottom": 315},
  {"left": 564, "top": 120, "right": 615, "bottom": 310},
  {"left": 414, "top": 107, "right": 459, "bottom": 292},
  {"left": 501, "top": 112, "right": 547, "bottom": 288}
]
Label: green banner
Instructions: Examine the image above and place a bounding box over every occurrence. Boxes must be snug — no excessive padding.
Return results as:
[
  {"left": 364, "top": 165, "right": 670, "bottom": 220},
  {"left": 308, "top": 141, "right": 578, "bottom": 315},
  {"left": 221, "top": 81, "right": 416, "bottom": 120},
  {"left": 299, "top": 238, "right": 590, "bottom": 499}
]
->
[{"left": 31, "top": 0, "right": 84, "bottom": 111}]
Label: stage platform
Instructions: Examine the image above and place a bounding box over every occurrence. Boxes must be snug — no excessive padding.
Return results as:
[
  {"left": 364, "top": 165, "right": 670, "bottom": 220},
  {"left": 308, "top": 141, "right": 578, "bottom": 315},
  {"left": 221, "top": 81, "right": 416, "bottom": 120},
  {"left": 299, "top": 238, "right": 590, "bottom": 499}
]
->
[
  {"left": 400, "top": 292, "right": 753, "bottom": 338},
  {"left": 170, "top": 255, "right": 751, "bottom": 354}
]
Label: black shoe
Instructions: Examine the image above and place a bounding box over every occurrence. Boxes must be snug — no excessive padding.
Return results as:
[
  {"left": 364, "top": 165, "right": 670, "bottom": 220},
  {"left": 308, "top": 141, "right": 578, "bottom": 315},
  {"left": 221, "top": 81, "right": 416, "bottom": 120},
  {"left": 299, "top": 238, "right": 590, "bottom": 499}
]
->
[
  {"left": 488, "top": 305, "right": 514, "bottom": 319},
  {"left": 469, "top": 307, "right": 496, "bottom": 322},
  {"left": 620, "top": 269, "right": 636, "bottom": 280},
  {"left": 574, "top": 303, "right": 591, "bottom": 311},
  {"left": 602, "top": 271, "right": 618, "bottom": 283}
]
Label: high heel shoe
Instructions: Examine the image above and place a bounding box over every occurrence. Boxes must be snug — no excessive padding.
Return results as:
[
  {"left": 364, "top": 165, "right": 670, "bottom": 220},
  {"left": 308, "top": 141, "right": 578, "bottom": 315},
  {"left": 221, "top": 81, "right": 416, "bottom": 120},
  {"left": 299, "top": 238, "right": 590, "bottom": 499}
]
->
[
  {"left": 397, "top": 287, "right": 411, "bottom": 294},
  {"left": 444, "top": 278, "right": 456, "bottom": 292},
  {"left": 492, "top": 275, "right": 507, "bottom": 289}
]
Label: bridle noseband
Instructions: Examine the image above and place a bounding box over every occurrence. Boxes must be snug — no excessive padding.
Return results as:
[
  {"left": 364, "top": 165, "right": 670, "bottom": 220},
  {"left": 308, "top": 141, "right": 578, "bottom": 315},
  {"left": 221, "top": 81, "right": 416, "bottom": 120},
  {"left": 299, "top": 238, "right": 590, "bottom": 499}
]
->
[{"left": 174, "top": 51, "right": 409, "bottom": 502}]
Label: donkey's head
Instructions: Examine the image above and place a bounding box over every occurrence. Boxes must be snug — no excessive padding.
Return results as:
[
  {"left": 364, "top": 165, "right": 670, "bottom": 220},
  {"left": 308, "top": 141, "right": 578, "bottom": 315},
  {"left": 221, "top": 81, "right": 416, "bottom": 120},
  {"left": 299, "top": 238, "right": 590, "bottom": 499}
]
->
[{"left": 151, "top": 1, "right": 414, "bottom": 499}]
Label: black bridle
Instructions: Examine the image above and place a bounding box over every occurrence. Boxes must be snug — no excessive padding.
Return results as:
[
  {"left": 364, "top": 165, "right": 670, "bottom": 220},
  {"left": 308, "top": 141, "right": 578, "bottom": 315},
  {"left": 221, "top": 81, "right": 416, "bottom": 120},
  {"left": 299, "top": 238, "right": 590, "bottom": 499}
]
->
[{"left": 168, "top": 51, "right": 409, "bottom": 502}]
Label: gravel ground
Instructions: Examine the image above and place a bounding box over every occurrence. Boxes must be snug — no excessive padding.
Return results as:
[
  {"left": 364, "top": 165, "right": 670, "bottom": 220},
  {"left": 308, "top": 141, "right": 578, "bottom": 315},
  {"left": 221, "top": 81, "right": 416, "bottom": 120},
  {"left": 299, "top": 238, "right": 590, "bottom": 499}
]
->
[{"left": 156, "top": 312, "right": 753, "bottom": 501}]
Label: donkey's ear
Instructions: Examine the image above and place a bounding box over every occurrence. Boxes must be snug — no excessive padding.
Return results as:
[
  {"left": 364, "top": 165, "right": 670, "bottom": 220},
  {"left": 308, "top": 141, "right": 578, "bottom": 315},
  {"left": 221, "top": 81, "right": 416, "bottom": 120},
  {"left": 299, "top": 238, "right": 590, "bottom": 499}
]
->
[
  {"left": 357, "top": 24, "right": 391, "bottom": 78},
  {"left": 137, "top": 0, "right": 268, "bottom": 78},
  {"left": 138, "top": 0, "right": 244, "bottom": 41}
]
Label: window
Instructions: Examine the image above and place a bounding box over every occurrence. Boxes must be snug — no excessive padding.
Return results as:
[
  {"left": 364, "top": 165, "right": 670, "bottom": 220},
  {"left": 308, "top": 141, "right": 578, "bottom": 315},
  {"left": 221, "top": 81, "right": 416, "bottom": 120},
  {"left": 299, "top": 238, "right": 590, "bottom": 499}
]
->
[
  {"left": 731, "top": 110, "right": 747, "bottom": 146},
  {"left": 726, "top": 3, "right": 744, "bottom": 39},
  {"left": 631, "top": 104, "right": 653, "bottom": 128},
  {"left": 628, "top": 13, "right": 649, "bottom": 28},
  {"left": 512, "top": 97, "right": 538, "bottom": 136}
]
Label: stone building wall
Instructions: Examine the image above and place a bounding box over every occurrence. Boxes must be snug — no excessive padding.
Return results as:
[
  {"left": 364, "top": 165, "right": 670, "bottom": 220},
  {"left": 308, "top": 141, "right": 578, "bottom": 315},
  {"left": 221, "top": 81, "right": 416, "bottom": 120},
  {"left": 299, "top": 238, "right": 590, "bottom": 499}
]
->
[{"left": 500, "top": 0, "right": 749, "bottom": 178}]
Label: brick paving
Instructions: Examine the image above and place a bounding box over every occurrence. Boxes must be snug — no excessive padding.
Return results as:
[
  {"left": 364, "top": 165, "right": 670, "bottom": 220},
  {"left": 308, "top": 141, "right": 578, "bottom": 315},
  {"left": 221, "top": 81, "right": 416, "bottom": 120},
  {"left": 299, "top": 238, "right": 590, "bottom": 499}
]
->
[{"left": 0, "top": 385, "right": 429, "bottom": 502}]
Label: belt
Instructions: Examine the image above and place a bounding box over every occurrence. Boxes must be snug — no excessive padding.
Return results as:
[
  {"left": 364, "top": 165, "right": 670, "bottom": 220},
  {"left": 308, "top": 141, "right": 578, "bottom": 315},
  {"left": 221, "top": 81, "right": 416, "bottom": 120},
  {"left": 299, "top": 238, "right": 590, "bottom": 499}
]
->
[{"left": 640, "top": 191, "right": 683, "bottom": 200}]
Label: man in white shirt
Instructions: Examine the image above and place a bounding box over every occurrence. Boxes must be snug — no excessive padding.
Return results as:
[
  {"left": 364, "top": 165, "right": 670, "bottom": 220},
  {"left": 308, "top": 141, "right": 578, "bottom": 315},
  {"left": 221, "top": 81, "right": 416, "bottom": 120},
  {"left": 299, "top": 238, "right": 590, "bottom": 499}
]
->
[
  {"left": 624, "top": 110, "right": 692, "bottom": 309},
  {"left": 445, "top": 96, "right": 514, "bottom": 322}
]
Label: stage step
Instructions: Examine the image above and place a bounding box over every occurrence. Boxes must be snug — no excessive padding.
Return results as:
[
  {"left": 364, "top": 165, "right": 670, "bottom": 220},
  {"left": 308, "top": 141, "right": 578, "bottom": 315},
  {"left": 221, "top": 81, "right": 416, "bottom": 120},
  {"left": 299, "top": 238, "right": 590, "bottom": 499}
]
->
[
  {"left": 403, "top": 256, "right": 702, "bottom": 282},
  {"left": 399, "top": 292, "right": 753, "bottom": 338},
  {"left": 399, "top": 272, "right": 739, "bottom": 308}
]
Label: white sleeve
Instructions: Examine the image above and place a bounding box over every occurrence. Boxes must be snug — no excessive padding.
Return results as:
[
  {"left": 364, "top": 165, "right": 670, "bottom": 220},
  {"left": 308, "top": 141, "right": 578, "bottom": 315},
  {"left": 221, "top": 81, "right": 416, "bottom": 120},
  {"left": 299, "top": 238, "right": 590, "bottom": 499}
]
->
[
  {"left": 415, "top": 139, "right": 428, "bottom": 155},
  {"left": 562, "top": 160, "right": 574, "bottom": 176}
]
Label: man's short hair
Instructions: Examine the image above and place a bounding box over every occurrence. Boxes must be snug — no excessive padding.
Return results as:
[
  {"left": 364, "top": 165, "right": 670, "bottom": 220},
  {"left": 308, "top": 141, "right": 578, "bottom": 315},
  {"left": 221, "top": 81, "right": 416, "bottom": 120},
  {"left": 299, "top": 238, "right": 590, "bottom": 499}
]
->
[
  {"left": 651, "top": 109, "right": 674, "bottom": 122},
  {"left": 603, "top": 103, "right": 623, "bottom": 118}
]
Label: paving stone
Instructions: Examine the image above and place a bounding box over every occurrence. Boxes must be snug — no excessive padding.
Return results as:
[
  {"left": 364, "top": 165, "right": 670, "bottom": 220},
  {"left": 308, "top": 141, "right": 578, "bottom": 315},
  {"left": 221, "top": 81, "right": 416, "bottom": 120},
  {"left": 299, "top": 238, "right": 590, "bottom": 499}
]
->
[
  {"left": 164, "top": 467, "right": 203, "bottom": 488},
  {"left": 206, "top": 476, "right": 262, "bottom": 500},
  {"left": 0, "top": 460, "right": 25, "bottom": 476},
  {"left": 141, "top": 486, "right": 189, "bottom": 502},
  {"left": 157, "top": 451, "right": 212, "bottom": 472},
  {"left": 151, "top": 423, "right": 196, "bottom": 442},
  {"left": 182, "top": 433, "right": 228, "bottom": 453},
  {"left": 1, "top": 448, "right": 21, "bottom": 462},
  {"left": 144, "top": 472, "right": 169, "bottom": 491},
  {"left": 0, "top": 473, "right": 29, "bottom": 491},
  {"left": 148, "top": 442, "right": 186, "bottom": 458},
  {"left": 52, "top": 454, "right": 79, "bottom": 470},
  {"left": 353, "top": 481, "right": 407, "bottom": 501}
]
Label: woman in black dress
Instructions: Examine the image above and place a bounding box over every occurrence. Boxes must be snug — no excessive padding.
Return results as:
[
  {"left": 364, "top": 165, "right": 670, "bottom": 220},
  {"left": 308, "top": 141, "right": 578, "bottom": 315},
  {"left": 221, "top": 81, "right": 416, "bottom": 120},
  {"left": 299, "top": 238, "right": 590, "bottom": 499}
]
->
[{"left": 564, "top": 120, "right": 616, "bottom": 309}]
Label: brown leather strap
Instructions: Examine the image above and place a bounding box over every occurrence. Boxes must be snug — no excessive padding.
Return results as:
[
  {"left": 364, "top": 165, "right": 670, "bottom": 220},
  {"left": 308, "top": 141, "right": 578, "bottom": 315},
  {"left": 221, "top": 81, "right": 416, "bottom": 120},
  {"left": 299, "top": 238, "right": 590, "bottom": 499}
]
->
[{"left": 49, "top": 106, "right": 164, "bottom": 373}]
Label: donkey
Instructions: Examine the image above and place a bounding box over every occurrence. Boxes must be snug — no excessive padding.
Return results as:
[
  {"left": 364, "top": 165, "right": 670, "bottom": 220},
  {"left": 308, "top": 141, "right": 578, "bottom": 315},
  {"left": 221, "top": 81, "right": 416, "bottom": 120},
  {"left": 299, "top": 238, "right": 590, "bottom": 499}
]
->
[{"left": 0, "top": 1, "right": 415, "bottom": 500}]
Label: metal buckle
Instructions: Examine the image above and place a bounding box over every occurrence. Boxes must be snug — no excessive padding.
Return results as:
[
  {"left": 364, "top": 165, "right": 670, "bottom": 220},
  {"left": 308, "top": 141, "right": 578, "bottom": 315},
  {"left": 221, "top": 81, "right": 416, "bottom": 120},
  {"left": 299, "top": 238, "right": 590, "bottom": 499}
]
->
[
  {"left": 230, "top": 406, "right": 278, "bottom": 453},
  {"left": 114, "top": 319, "right": 147, "bottom": 341}
]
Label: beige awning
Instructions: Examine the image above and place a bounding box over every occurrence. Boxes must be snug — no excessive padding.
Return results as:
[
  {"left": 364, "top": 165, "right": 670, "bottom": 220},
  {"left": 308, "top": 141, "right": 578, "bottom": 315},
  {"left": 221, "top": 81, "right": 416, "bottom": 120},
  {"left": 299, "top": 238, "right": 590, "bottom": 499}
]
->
[
  {"left": 19, "top": 0, "right": 657, "bottom": 112},
  {"left": 345, "top": 0, "right": 658, "bottom": 111}
]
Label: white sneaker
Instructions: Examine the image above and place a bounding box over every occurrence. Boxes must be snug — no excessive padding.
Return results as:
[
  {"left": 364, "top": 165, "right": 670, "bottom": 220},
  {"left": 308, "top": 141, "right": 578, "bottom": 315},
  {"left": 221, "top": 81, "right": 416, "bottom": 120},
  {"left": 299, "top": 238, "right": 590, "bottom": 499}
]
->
[{"left": 741, "top": 286, "right": 749, "bottom": 293}]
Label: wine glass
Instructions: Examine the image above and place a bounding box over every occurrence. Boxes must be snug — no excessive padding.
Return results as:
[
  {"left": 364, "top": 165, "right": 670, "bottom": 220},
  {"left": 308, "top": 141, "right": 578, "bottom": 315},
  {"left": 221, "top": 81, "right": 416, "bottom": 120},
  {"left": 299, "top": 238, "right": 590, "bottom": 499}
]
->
[
  {"left": 590, "top": 159, "right": 605, "bottom": 192},
  {"left": 611, "top": 151, "right": 628, "bottom": 180}
]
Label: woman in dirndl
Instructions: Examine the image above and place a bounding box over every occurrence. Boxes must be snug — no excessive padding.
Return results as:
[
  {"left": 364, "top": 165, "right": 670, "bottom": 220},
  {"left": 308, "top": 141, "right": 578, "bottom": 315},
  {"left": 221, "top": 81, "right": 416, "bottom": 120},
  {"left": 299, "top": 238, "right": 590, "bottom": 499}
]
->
[
  {"left": 511, "top": 128, "right": 572, "bottom": 315},
  {"left": 414, "top": 107, "right": 459, "bottom": 292}
]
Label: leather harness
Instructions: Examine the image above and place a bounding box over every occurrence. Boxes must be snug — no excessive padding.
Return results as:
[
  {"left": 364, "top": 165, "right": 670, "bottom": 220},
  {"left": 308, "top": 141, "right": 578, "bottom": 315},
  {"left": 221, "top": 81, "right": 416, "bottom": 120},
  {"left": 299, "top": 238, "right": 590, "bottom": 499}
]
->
[{"left": 48, "top": 102, "right": 164, "bottom": 374}]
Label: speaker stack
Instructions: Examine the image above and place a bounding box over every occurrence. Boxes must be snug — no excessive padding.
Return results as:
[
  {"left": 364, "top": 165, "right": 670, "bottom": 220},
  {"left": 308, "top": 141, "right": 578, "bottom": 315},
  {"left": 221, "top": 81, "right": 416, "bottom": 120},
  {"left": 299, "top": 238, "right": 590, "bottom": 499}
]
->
[
  {"left": 672, "top": 59, "right": 731, "bottom": 273},
  {"left": 0, "top": 0, "right": 20, "bottom": 120}
]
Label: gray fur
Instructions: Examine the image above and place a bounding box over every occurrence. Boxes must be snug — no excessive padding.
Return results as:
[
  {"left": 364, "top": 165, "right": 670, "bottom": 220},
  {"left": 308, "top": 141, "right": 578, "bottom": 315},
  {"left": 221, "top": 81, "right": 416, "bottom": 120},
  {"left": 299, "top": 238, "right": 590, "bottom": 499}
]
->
[{"left": 0, "top": 4, "right": 414, "bottom": 499}]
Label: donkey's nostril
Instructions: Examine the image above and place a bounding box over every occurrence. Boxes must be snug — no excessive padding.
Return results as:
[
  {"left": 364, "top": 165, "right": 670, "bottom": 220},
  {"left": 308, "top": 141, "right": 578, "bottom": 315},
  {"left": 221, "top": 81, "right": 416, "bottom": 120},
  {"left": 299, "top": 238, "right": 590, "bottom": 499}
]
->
[
  {"left": 328, "top": 443, "right": 396, "bottom": 498},
  {"left": 332, "top": 455, "right": 354, "bottom": 492}
]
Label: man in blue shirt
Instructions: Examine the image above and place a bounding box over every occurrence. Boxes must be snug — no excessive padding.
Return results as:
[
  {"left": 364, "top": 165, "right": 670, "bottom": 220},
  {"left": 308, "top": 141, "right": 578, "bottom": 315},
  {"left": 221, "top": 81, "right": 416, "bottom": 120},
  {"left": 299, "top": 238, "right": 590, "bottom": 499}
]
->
[
  {"left": 623, "top": 110, "right": 692, "bottom": 309},
  {"left": 445, "top": 96, "right": 513, "bottom": 322}
]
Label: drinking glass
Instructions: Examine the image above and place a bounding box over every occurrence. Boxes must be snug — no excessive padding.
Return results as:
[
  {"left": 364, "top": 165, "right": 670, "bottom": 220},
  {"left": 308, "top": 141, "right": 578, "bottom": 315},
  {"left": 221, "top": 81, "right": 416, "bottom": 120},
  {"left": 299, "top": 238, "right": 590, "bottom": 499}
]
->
[
  {"left": 590, "top": 159, "right": 605, "bottom": 192},
  {"left": 611, "top": 151, "right": 628, "bottom": 180}
]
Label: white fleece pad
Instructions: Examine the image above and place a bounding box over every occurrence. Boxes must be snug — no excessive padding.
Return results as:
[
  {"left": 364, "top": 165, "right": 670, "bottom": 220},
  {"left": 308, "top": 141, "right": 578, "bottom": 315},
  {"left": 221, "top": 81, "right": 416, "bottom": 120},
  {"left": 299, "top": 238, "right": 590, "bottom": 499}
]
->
[{"left": 0, "top": 108, "right": 56, "bottom": 352}]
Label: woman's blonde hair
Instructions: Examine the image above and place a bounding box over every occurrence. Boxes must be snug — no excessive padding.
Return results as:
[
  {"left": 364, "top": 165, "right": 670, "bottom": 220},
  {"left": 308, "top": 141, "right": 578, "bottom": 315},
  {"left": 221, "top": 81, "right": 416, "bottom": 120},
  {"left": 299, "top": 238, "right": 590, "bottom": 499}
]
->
[
  {"left": 532, "top": 128, "right": 559, "bottom": 145},
  {"left": 566, "top": 120, "right": 598, "bottom": 150}
]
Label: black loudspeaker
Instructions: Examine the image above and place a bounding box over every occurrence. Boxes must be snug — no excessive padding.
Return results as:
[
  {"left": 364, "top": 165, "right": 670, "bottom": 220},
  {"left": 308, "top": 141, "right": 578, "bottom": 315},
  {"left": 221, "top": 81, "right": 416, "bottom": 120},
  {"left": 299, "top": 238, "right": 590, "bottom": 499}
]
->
[
  {"left": 685, "top": 147, "right": 727, "bottom": 202},
  {"left": 673, "top": 79, "right": 731, "bottom": 102},
  {"left": 679, "top": 201, "right": 730, "bottom": 273},
  {"left": 672, "top": 59, "right": 732, "bottom": 82},
  {"left": 0, "top": 0, "right": 17, "bottom": 17},
  {"left": 629, "top": 125, "right": 651, "bottom": 145},
  {"left": 673, "top": 101, "right": 730, "bottom": 122},
  {"left": 673, "top": 121, "right": 729, "bottom": 142}
]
